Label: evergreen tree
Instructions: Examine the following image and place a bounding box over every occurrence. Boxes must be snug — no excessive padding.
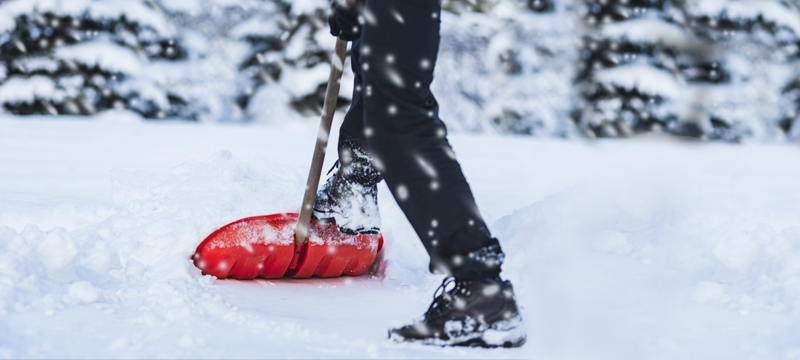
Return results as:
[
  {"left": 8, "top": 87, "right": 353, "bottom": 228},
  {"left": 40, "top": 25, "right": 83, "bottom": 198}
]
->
[
  {"left": 575, "top": 0, "right": 699, "bottom": 138},
  {"left": 235, "top": 0, "right": 351, "bottom": 119},
  {"left": 684, "top": 0, "right": 800, "bottom": 141},
  {"left": 576, "top": 0, "right": 800, "bottom": 141},
  {"left": 149, "top": 0, "right": 348, "bottom": 122},
  {"left": 1, "top": 0, "right": 795, "bottom": 143},
  {"left": 152, "top": 0, "right": 277, "bottom": 122},
  {"left": 434, "top": 0, "right": 577, "bottom": 136},
  {"left": 0, "top": 0, "right": 193, "bottom": 119}
]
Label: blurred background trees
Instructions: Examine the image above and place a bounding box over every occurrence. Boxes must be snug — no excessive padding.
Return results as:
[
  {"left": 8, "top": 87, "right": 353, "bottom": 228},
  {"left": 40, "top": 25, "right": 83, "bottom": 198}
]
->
[
  {"left": 0, "top": 0, "right": 194, "bottom": 119},
  {"left": 576, "top": 0, "right": 800, "bottom": 141},
  {"left": 684, "top": 0, "right": 800, "bottom": 141},
  {"left": 0, "top": 0, "right": 798, "bottom": 142},
  {"left": 435, "top": 0, "right": 577, "bottom": 137}
]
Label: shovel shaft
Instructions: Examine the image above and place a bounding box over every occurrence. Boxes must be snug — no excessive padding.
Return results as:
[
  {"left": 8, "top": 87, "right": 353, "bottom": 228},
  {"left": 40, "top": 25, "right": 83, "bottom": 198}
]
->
[{"left": 295, "top": 37, "right": 349, "bottom": 244}]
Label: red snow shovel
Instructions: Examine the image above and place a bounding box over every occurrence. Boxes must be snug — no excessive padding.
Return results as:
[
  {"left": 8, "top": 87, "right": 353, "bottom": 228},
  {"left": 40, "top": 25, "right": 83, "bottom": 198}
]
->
[{"left": 192, "top": 34, "right": 383, "bottom": 279}]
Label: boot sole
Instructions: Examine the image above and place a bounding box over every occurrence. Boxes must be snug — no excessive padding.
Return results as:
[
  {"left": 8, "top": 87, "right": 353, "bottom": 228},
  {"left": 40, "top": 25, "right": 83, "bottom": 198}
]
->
[
  {"left": 389, "top": 315, "right": 526, "bottom": 348},
  {"left": 388, "top": 331, "right": 526, "bottom": 348}
]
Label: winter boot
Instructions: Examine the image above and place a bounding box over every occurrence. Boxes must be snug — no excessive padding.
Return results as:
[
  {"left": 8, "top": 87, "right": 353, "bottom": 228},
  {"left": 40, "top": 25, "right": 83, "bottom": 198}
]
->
[
  {"left": 312, "top": 140, "right": 382, "bottom": 235},
  {"left": 389, "top": 277, "right": 526, "bottom": 348}
]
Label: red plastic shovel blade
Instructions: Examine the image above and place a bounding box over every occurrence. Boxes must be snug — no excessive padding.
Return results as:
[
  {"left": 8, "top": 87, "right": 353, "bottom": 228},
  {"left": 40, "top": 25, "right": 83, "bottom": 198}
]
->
[
  {"left": 192, "top": 213, "right": 297, "bottom": 279},
  {"left": 287, "top": 222, "right": 382, "bottom": 278},
  {"left": 192, "top": 213, "right": 383, "bottom": 279}
]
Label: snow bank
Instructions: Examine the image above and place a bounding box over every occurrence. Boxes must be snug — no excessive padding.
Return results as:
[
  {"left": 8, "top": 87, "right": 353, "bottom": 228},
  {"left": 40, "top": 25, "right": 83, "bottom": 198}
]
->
[
  {"left": 489, "top": 155, "right": 800, "bottom": 358},
  {"left": 93, "top": 108, "right": 145, "bottom": 123},
  {"left": 0, "top": 150, "right": 304, "bottom": 316},
  {"left": 497, "top": 180, "right": 800, "bottom": 316}
]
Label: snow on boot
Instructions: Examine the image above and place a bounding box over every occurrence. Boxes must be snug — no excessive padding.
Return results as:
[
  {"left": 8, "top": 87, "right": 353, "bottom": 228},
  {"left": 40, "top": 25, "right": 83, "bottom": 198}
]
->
[
  {"left": 312, "top": 141, "right": 382, "bottom": 235},
  {"left": 389, "top": 277, "right": 526, "bottom": 348}
]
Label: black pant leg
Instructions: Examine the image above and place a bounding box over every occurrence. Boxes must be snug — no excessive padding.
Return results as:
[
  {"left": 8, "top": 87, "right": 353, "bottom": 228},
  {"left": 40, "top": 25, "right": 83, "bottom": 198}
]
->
[
  {"left": 337, "top": 38, "right": 373, "bottom": 162},
  {"left": 360, "top": 0, "right": 503, "bottom": 280}
]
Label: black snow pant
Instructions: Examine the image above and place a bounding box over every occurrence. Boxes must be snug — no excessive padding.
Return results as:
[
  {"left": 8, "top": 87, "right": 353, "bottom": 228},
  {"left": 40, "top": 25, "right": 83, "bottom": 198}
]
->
[{"left": 338, "top": 0, "right": 504, "bottom": 281}]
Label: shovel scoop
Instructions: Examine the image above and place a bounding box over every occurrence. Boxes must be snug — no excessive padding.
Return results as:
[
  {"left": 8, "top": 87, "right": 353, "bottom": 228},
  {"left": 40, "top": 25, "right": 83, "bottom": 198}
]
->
[
  {"left": 192, "top": 213, "right": 383, "bottom": 279},
  {"left": 193, "top": 34, "right": 382, "bottom": 279}
]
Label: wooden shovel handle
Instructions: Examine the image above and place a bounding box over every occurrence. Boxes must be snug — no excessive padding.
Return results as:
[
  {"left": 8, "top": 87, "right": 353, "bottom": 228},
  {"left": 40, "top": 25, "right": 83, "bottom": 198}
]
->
[{"left": 295, "top": 37, "right": 349, "bottom": 245}]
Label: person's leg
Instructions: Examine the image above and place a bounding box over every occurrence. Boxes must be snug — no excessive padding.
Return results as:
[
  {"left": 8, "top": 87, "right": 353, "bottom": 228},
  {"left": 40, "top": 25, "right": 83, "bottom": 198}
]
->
[
  {"left": 360, "top": 0, "right": 525, "bottom": 347},
  {"left": 360, "top": 0, "right": 502, "bottom": 280},
  {"left": 338, "top": 37, "right": 371, "bottom": 157}
]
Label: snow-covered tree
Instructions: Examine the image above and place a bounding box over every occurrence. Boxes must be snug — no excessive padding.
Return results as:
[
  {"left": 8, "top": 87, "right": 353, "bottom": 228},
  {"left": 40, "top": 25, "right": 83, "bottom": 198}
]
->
[
  {"left": 576, "top": 0, "right": 800, "bottom": 141},
  {"left": 434, "top": 0, "right": 578, "bottom": 136},
  {"left": 1, "top": 0, "right": 796, "bottom": 143},
  {"left": 574, "top": 0, "right": 701, "bottom": 138},
  {"left": 140, "top": 0, "right": 347, "bottom": 123},
  {"left": 234, "top": 0, "right": 351, "bottom": 119},
  {"left": 151, "top": 0, "right": 270, "bottom": 122},
  {"left": 784, "top": 74, "right": 800, "bottom": 138},
  {"left": 0, "top": 0, "right": 194, "bottom": 119},
  {"left": 684, "top": 0, "right": 800, "bottom": 141}
]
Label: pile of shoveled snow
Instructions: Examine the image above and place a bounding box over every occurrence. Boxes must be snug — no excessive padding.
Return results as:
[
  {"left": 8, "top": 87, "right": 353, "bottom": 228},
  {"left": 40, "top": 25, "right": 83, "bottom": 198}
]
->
[{"left": 0, "top": 149, "right": 302, "bottom": 312}]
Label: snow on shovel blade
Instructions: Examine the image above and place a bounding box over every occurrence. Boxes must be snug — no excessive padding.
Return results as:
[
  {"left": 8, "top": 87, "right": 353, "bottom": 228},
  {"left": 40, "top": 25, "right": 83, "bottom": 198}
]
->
[{"left": 192, "top": 213, "right": 383, "bottom": 279}]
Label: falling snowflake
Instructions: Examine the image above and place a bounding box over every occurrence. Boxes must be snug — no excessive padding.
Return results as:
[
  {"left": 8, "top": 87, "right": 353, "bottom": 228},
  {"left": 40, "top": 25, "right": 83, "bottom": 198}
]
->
[
  {"left": 420, "top": 59, "right": 431, "bottom": 69},
  {"left": 386, "top": 68, "right": 405, "bottom": 87},
  {"left": 391, "top": 9, "right": 405, "bottom": 24},
  {"left": 396, "top": 184, "right": 409, "bottom": 200}
]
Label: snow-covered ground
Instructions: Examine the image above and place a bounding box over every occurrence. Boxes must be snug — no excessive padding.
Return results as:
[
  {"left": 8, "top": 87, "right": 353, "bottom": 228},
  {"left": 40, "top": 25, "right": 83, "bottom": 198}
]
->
[{"left": 2, "top": 114, "right": 800, "bottom": 359}]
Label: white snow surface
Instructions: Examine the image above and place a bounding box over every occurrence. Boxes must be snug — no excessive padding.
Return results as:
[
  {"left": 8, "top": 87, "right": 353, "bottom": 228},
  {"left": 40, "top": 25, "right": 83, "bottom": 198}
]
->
[{"left": 1, "top": 116, "right": 800, "bottom": 358}]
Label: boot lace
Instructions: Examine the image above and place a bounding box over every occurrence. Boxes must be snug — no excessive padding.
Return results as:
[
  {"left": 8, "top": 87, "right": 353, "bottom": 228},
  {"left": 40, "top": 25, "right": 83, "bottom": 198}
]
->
[
  {"left": 424, "top": 277, "right": 459, "bottom": 320},
  {"left": 326, "top": 160, "right": 340, "bottom": 176}
]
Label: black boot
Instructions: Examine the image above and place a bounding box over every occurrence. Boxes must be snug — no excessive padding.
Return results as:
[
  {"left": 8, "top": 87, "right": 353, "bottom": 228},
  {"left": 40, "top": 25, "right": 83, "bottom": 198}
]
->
[
  {"left": 312, "top": 138, "right": 382, "bottom": 235},
  {"left": 389, "top": 277, "right": 526, "bottom": 348}
]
